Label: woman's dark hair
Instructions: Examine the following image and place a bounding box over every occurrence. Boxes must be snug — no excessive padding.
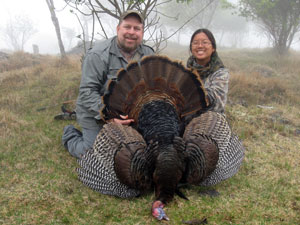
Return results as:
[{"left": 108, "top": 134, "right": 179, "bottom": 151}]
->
[{"left": 189, "top": 28, "right": 216, "bottom": 52}]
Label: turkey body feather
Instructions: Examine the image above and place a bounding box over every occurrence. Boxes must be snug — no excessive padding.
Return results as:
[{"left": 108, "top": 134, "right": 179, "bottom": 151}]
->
[
  {"left": 76, "top": 55, "right": 245, "bottom": 217},
  {"left": 77, "top": 123, "right": 150, "bottom": 198},
  {"left": 183, "top": 111, "right": 244, "bottom": 186}
]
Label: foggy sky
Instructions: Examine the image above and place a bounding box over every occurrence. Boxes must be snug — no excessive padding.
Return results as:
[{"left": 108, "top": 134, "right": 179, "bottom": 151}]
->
[{"left": 0, "top": 0, "right": 299, "bottom": 54}]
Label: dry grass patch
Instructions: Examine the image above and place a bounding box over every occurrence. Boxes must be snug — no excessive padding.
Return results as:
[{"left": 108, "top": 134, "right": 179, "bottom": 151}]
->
[
  {"left": 228, "top": 71, "right": 299, "bottom": 106},
  {"left": 0, "top": 51, "right": 57, "bottom": 72}
]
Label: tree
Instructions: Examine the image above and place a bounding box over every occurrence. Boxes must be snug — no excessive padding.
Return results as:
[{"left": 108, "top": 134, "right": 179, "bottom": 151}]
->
[
  {"left": 62, "top": 27, "right": 77, "bottom": 50},
  {"left": 159, "top": 0, "right": 218, "bottom": 49},
  {"left": 211, "top": 5, "right": 249, "bottom": 48},
  {"left": 161, "top": 0, "right": 219, "bottom": 30},
  {"left": 63, "top": 0, "right": 217, "bottom": 52},
  {"left": 159, "top": 0, "right": 219, "bottom": 44},
  {"left": 1, "top": 14, "right": 37, "bottom": 51},
  {"left": 46, "top": 0, "right": 67, "bottom": 58},
  {"left": 237, "top": 0, "right": 300, "bottom": 54}
]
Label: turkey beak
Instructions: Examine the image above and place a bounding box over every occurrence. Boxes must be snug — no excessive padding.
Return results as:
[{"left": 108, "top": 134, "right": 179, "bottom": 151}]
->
[{"left": 152, "top": 200, "right": 170, "bottom": 221}]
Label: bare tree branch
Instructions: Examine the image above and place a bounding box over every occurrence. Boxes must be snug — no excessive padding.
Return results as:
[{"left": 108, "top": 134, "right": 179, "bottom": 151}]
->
[
  {"left": 63, "top": 0, "right": 219, "bottom": 52},
  {"left": 45, "top": 0, "right": 66, "bottom": 58}
]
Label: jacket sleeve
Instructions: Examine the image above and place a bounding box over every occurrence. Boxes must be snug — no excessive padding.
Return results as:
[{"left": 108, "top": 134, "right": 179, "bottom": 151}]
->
[
  {"left": 78, "top": 52, "right": 107, "bottom": 120},
  {"left": 204, "top": 68, "right": 229, "bottom": 113}
]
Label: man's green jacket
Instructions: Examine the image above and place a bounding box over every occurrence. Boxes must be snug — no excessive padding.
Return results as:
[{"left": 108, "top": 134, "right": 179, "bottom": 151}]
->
[{"left": 76, "top": 36, "right": 154, "bottom": 129}]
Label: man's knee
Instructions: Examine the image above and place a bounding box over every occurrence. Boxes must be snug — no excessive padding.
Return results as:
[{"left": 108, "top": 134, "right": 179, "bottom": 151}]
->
[{"left": 62, "top": 125, "right": 100, "bottom": 159}]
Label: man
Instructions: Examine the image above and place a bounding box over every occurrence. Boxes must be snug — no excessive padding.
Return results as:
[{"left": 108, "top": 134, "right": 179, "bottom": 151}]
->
[{"left": 62, "top": 10, "right": 154, "bottom": 158}]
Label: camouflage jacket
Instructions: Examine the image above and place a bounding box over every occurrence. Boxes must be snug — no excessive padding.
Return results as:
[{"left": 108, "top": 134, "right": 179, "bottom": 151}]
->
[
  {"left": 76, "top": 36, "right": 154, "bottom": 128},
  {"left": 186, "top": 52, "right": 229, "bottom": 113}
]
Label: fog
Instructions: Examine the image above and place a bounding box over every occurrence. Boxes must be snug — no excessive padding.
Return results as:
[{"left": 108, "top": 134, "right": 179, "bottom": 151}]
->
[
  {"left": 0, "top": 0, "right": 299, "bottom": 54},
  {"left": 0, "top": 0, "right": 78, "bottom": 54}
]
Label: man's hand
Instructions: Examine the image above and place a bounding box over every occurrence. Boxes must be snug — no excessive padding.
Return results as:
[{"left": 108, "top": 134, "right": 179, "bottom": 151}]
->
[{"left": 110, "top": 115, "right": 134, "bottom": 125}]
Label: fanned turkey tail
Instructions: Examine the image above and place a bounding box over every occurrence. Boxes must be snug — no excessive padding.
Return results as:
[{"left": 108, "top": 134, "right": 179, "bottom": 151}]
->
[{"left": 100, "top": 55, "right": 209, "bottom": 123}]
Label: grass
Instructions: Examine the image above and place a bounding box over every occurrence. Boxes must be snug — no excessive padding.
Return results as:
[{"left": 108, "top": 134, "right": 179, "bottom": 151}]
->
[{"left": 0, "top": 50, "right": 300, "bottom": 225}]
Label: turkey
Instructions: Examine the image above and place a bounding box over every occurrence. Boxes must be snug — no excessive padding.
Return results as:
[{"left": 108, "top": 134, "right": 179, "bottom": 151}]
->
[{"left": 76, "top": 55, "right": 245, "bottom": 221}]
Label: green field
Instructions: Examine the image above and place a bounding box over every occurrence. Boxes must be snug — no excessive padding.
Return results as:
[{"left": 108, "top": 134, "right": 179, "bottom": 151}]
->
[{"left": 0, "top": 49, "right": 299, "bottom": 224}]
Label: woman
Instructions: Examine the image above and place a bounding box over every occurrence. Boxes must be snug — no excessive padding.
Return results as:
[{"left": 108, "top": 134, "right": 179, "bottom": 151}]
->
[{"left": 187, "top": 28, "right": 229, "bottom": 113}]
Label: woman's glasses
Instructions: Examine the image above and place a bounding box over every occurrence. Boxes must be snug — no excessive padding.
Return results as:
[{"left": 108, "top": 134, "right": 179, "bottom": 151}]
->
[{"left": 191, "top": 40, "right": 212, "bottom": 47}]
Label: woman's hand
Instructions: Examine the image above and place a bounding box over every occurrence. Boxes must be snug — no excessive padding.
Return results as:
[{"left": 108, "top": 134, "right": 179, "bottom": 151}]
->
[{"left": 110, "top": 115, "right": 134, "bottom": 125}]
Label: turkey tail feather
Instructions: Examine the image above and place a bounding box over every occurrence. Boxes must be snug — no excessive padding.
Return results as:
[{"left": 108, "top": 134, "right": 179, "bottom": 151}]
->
[{"left": 100, "top": 55, "right": 208, "bottom": 122}]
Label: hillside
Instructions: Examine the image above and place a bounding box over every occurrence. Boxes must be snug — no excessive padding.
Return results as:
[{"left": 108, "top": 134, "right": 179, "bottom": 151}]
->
[{"left": 0, "top": 49, "right": 299, "bottom": 225}]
